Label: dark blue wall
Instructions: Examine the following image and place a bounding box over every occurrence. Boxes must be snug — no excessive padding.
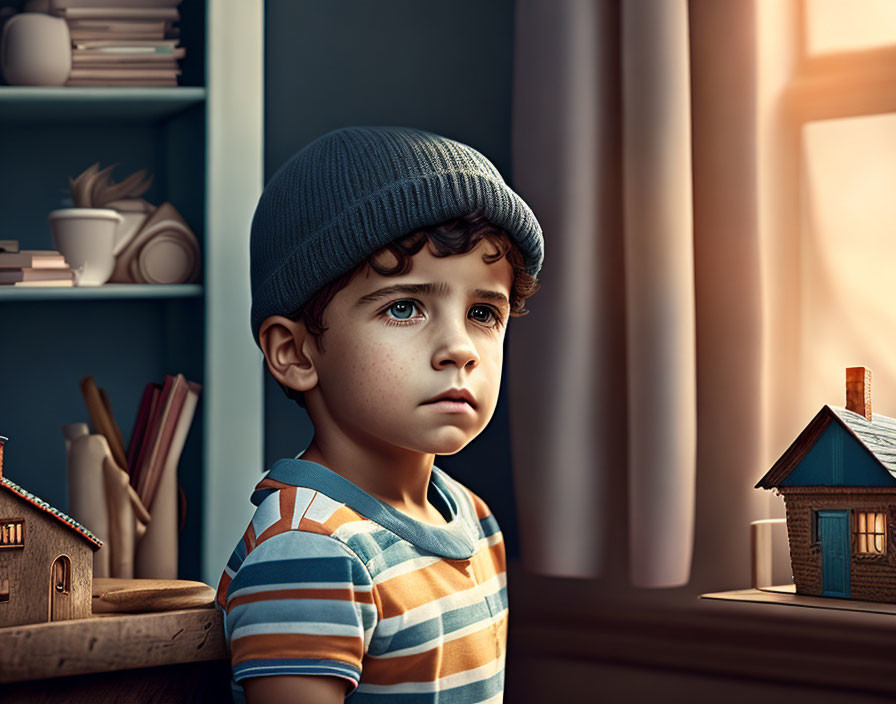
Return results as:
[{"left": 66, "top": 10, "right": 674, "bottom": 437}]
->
[{"left": 262, "top": 0, "right": 520, "bottom": 557}]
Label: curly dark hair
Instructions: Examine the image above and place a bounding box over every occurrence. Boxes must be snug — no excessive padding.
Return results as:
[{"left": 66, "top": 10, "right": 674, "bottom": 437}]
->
[{"left": 273, "top": 209, "right": 541, "bottom": 409}]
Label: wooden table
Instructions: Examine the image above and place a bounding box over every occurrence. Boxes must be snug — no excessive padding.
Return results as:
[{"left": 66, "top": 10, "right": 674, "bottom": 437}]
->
[{"left": 0, "top": 607, "right": 231, "bottom": 703}]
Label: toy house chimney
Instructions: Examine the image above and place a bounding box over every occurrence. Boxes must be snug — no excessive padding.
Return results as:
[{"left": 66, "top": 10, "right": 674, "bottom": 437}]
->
[{"left": 846, "top": 367, "right": 873, "bottom": 421}]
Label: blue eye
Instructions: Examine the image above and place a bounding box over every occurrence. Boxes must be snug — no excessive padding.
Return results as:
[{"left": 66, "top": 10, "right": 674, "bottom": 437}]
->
[{"left": 387, "top": 300, "right": 417, "bottom": 320}]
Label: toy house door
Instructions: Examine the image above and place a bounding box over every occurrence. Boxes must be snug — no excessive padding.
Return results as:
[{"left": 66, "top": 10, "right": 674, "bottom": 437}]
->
[
  {"left": 49, "top": 555, "right": 73, "bottom": 621},
  {"left": 818, "top": 510, "right": 850, "bottom": 598}
]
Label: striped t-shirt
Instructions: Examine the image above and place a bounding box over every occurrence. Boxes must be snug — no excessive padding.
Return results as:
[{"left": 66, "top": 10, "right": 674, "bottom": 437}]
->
[{"left": 215, "top": 458, "right": 508, "bottom": 702}]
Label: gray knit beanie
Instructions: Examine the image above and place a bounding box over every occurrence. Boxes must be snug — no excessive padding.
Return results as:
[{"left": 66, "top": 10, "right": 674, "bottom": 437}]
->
[{"left": 249, "top": 125, "right": 544, "bottom": 345}]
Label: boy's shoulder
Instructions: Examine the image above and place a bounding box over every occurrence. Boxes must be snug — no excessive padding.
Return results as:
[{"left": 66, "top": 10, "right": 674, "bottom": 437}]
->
[{"left": 250, "top": 475, "right": 369, "bottom": 544}]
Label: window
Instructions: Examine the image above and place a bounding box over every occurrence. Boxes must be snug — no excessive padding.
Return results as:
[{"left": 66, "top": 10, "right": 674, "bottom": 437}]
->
[
  {"left": 855, "top": 511, "right": 886, "bottom": 554},
  {"left": 0, "top": 568, "right": 8, "bottom": 603},
  {"left": 758, "top": 1, "right": 896, "bottom": 456},
  {"left": 0, "top": 519, "right": 24, "bottom": 548}
]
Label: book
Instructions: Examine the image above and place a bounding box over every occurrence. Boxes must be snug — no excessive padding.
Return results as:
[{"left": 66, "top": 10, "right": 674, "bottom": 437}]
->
[
  {"left": 0, "top": 279, "right": 75, "bottom": 288},
  {"left": 56, "top": 7, "right": 180, "bottom": 20},
  {"left": 126, "top": 383, "right": 157, "bottom": 475},
  {"left": 68, "top": 26, "right": 174, "bottom": 41},
  {"left": 67, "top": 19, "right": 168, "bottom": 31},
  {"left": 73, "top": 47, "right": 184, "bottom": 60},
  {"left": 74, "top": 39, "right": 180, "bottom": 49},
  {"left": 138, "top": 374, "right": 190, "bottom": 508},
  {"left": 72, "top": 62, "right": 180, "bottom": 72},
  {"left": 25, "top": 0, "right": 181, "bottom": 10},
  {"left": 69, "top": 32, "right": 170, "bottom": 42},
  {"left": 0, "top": 250, "right": 68, "bottom": 269},
  {"left": 69, "top": 68, "right": 181, "bottom": 79},
  {"left": 131, "top": 375, "right": 172, "bottom": 491},
  {"left": 0, "top": 268, "right": 73, "bottom": 283},
  {"left": 65, "top": 78, "right": 178, "bottom": 86},
  {"left": 128, "top": 383, "right": 161, "bottom": 478}
]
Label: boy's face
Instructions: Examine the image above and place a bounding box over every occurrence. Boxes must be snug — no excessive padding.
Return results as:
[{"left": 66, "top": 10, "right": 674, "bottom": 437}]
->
[{"left": 304, "top": 240, "right": 514, "bottom": 458}]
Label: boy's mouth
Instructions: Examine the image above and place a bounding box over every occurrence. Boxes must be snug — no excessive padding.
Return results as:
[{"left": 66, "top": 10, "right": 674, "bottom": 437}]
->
[{"left": 422, "top": 388, "right": 477, "bottom": 409}]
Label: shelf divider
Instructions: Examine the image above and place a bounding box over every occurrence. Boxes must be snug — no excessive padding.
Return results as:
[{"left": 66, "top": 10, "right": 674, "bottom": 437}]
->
[
  {"left": 0, "top": 87, "right": 206, "bottom": 124},
  {"left": 0, "top": 284, "right": 202, "bottom": 301}
]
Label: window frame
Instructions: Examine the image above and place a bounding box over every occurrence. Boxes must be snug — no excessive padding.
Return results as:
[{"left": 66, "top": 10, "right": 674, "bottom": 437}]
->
[
  {"left": 0, "top": 518, "right": 25, "bottom": 549},
  {"left": 853, "top": 509, "right": 888, "bottom": 556}
]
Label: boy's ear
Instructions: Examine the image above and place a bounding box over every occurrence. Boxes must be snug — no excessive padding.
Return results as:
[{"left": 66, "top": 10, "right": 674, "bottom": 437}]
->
[{"left": 257, "top": 315, "right": 319, "bottom": 393}]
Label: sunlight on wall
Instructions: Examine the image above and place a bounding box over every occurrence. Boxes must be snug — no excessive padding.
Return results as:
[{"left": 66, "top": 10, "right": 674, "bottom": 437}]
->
[
  {"left": 807, "top": 0, "right": 896, "bottom": 54},
  {"left": 801, "top": 114, "right": 896, "bottom": 417}
]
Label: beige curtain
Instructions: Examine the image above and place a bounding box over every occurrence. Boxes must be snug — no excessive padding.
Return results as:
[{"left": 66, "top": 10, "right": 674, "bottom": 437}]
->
[{"left": 508, "top": 0, "right": 765, "bottom": 589}]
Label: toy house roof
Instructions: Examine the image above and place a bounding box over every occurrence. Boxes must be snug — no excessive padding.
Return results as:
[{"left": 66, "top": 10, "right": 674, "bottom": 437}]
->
[
  {"left": 756, "top": 405, "right": 896, "bottom": 489},
  {"left": 0, "top": 476, "right": 103, "bottom": 550}
]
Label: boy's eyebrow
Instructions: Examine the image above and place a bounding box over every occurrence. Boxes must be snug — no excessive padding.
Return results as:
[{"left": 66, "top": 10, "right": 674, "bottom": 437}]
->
[{"left": 355, "top": 282, "right": 510, "bottom": 308}]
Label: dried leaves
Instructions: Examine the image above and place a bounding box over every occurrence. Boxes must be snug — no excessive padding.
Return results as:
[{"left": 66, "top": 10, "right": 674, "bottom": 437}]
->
[{"left": 69, "top": 162, "right": 154, "bottom": 209}]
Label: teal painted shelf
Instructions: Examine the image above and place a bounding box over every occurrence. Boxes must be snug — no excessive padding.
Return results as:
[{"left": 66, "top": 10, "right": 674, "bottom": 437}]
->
[
  {"left": 0, "top": 283, "right": 202, "bottom": 301},
  {"left": 0, "top": 87, "right": 206, "bottom": 124}
]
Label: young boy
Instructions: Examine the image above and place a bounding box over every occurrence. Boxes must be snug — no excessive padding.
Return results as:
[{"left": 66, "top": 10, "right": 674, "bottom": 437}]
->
[{"left": 216, "top": 125, "right": 544, "bottom": 703}]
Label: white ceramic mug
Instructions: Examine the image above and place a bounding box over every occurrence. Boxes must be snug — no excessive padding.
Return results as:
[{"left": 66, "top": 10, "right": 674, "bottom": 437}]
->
[
  {"left": 1, "top": 13, "right": 71, "bottom": 87},
  {"left": 49, "top": 208, "right": 122, "bottom": 286}
]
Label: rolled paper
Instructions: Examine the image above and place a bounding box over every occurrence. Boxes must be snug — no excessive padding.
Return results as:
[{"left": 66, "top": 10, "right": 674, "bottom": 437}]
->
[
  {"left": 112, "top": 202, "right": 200, "bottom": 284},
  {"left": 64, "top": 430, "right": 110, "bottom": 578},
  {"left": 102, "top": 451, "right": 135, "bottom": 579}
]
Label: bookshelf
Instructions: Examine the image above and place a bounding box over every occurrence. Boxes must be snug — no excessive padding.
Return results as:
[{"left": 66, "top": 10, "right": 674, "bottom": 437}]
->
[{"left": 0, "top": 2, "right": 263, "bottom": 585}]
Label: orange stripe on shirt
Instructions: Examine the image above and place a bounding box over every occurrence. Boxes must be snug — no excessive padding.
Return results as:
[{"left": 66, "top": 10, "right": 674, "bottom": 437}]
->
[
  {"left": 231, "top": 632, "right": 363, "bottom": 667},
  {"left": 361, "top": 613, "right": 507, "bottom": 684},
  {"left": 376, "top": 544, "right": 505, "bottom": 618},
  {"left": 228, "top": 586, "right": 376, "bottom": 609}
]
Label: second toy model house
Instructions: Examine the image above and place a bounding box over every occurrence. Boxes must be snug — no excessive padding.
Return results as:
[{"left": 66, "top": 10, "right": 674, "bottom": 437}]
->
[
  {"left": 0, "top": 436, "right": 102, "bottom": 627},
  {"left": 756, "top": 367, "right": 896, "bottom": 603}
]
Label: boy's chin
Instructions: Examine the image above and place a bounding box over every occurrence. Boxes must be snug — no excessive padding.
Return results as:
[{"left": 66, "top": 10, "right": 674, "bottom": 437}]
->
[{"left": 426, "top": 438, "right": 474, "bottom": 456}]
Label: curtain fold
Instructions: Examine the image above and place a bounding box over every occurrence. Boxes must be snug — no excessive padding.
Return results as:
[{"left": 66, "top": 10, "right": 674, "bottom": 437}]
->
[
  {"left": 508, "top": 0, "right": 624, "bottom": 579},
  {"left": 509, "top": 0, "right": 762, "bottom": 590}
]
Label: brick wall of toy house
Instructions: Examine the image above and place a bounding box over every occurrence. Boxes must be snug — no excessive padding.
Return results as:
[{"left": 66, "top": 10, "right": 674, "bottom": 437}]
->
[
  {"left": 0, "top": 492, "right": 93, "bottom": 627},
  {"left": 782, "top": 488, "right": 896, "bottom": 602}
]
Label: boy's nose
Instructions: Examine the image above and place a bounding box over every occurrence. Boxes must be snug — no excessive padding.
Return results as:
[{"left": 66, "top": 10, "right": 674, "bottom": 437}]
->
[{"left": 431, "top": 326, "right": 480, "bottom": 370}]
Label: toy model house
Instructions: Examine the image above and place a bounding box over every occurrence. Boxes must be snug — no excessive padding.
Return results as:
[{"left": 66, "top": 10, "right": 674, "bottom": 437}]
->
[
  {"left": 0, "top": 436, "right": 102, "bottom": 627},
  {"left": 756, "top": 367, "right": 896, "bottom": 603}
]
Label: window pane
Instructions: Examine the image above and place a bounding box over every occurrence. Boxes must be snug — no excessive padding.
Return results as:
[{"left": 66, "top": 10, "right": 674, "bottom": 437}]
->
[
  {"left": 807, "top": 0, "right": 896, "bottom": 54},
  {"left": 800, "top": 114, "right": 896, "bottom": 413}
]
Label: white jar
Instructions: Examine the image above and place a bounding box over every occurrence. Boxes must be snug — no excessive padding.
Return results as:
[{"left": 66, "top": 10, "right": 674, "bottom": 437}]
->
[{"left": 1, "top": 12, "right": 71, "bottom": 87}]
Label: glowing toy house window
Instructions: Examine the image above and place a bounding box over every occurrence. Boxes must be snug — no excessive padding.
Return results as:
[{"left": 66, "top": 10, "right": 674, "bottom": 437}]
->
[
  {"left": 0, "top": 520, "right": 24, "bottom": 548},
  {"left": 855, "top": 512, "right": 886, "bottom": 554}
]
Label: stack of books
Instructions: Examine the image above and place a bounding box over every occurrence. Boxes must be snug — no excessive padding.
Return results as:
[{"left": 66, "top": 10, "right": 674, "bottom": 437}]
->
[
  {"left": 126, "top": 373, "right": 201, "bottom": 511},
  {"left": 25, "top": 0, "right": 185, "bottom": 87},
  {"left": 0, "top": 249, "right": 74, "bottom": 287}
]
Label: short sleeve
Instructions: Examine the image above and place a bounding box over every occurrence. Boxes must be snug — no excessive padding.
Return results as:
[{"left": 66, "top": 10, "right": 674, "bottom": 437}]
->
[{"left": 222, "top": 530, "right": 378, "bottom": 693}]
